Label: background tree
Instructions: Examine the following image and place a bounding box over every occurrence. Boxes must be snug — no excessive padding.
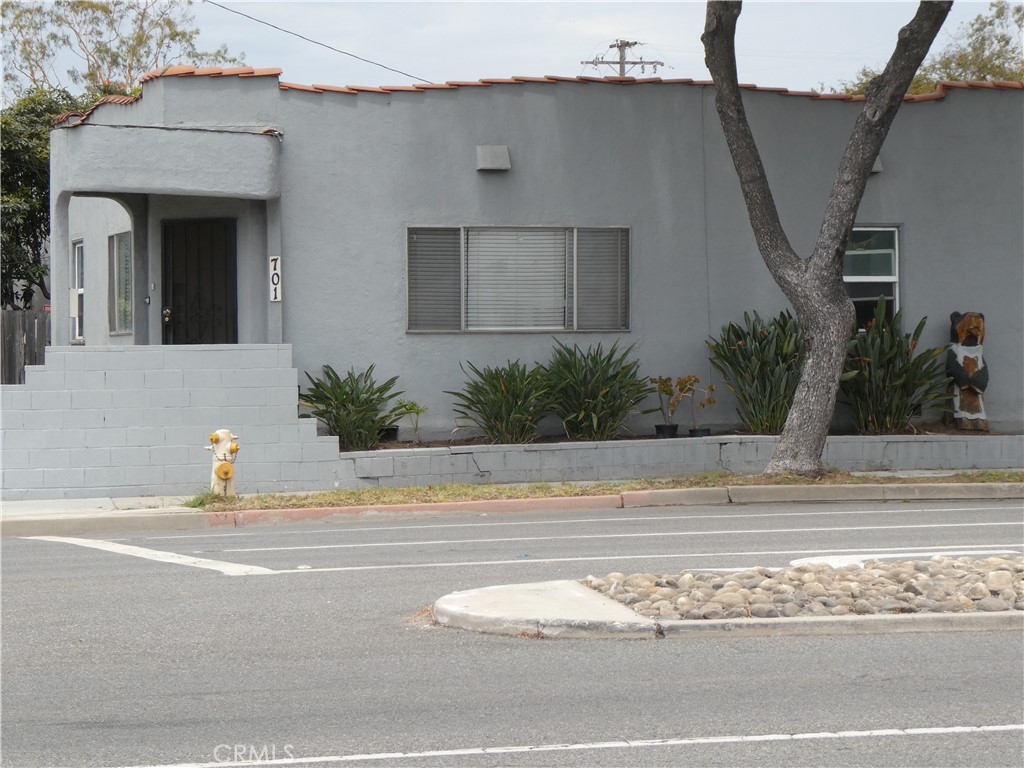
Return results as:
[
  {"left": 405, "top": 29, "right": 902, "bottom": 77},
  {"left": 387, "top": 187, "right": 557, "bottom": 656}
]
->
[
  {"left": 2, "top": 0, "right": 243, "bottom": 98},
  {"left": 0, "top": 88, "right": 82, "bottom": 308},
  {"left": 701, "top": 0, "right": 951, "bottom": 476},
  {"left": 1, "top": 0, "right": 242, "bottom": 307},
  {"left": 837, "top": 1, "right": 1022, "bottom": 95}
]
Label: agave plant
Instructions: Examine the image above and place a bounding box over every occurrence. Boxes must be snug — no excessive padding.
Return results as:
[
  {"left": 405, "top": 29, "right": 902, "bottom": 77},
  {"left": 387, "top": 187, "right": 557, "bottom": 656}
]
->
[
  {"left": 706, "top": 310, "right": 805, "bottom": 434},
  {"left": 545, "top": 340, "right": 653, "bottom": 440},
  {"left": 447, "top": 359, "right": 552, "bottom": 444},
  {"left": 300, "top": 364, "right": 412, "bottom": 451},
  {"left": 840, "top": 296, "right": 951, "bottom": 434}
]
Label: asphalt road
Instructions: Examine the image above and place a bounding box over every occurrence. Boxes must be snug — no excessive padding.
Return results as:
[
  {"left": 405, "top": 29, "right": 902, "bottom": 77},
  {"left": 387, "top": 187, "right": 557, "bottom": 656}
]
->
[{"left": 2, "top": 499, "right": 1022, "bottom": 768}]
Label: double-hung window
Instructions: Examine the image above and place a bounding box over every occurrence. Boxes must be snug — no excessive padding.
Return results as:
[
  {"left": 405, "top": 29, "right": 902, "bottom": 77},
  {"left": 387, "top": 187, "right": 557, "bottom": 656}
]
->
[
  {"left": 407, "top": 226, "right": 629, "bottom": 331},
  {"left": 844, "top": 227, "right": 899, "bottom": 330},
  {"left": 108, "top": 231, "right": 132, "bottom": 334}
]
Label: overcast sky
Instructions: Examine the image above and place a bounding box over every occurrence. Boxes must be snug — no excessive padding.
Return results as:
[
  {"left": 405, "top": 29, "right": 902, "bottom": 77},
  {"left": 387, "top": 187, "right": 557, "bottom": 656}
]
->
[{"left": 188, "top": 1, "right": 992, "bottom": 92}]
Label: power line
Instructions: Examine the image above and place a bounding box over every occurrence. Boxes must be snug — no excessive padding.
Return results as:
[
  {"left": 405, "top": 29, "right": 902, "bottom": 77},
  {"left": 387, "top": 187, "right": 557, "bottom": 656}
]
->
[{"left": 203, "top": 0, "right": 433, "bottom": 84}]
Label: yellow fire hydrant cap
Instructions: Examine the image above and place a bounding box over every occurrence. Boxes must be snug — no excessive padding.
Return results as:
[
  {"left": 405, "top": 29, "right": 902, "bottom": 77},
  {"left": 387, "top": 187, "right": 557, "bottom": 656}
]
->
[{"left": 215, "top": 462, "right": 234, "bottom": 480}]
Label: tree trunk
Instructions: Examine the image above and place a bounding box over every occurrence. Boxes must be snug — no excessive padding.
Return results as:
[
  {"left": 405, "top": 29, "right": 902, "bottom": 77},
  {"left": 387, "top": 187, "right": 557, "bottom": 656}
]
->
[
  {"left": 766, "top": 269, "right": 854, "bottom": 474},
  {"left": 701, "top": 0, "right": 951, "bottom": 476}
]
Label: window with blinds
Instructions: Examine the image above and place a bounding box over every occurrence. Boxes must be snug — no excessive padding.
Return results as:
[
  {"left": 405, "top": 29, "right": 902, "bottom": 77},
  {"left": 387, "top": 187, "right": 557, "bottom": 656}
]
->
[
  {"left": 407, "top": 228, "right": 461, "bottom": 331},
  {"left": 407, "top": 226, "right": 629, "bottom": 332}
]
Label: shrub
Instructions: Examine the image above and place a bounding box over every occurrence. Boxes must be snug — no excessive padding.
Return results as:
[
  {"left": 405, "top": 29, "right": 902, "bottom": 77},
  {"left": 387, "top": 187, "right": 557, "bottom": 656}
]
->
[
  {"left": 448, "top": 360, "right": 552, "bottom": 444},
  {"left": 651, "top": 375, "right": 717, "bottom": 429},
  {"left": 546, "top": 340, "right": 653, "bottom": 440},
  {"left": 300, "top": 364, "right": 411, "bottom": 451},
  {"left": 706, "top": 310, "right": 805, "bottom": 434},
  {"left": 840, "top": 296, "right": 951, "bottom": 434}
]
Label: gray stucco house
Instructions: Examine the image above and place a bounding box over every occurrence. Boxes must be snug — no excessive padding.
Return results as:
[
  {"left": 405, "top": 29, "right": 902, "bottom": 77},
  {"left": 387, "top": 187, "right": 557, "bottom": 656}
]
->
[{"left": 2, "top": 66, "right": 1021, "bottom": 500}]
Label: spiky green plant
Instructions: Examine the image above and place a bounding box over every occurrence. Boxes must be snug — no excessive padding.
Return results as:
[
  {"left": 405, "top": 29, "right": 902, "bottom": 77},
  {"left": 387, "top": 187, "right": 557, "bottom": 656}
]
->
[
  {"left": 545, "top": 340, "right": 654, "bottom": 440},
  {"left": 840, "top": 296, "right": 951, "bottom": 434},
  {"left": 706, "top": 310, "right": 806, "bottom": 434},
  {"left": 447, "top": 360, "right": 552, "bottom": 444},
  {"left": 300, "top": 364, "right": 411, "bottom": 451}
]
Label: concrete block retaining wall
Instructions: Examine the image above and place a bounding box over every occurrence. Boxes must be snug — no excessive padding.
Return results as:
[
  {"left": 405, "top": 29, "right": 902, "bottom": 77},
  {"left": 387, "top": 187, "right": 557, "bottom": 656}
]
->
[
  {"left": 343, "top": 434, "right": 1024, "bottom": 487},
  {"left": 2, "top": 346, "right": 1021, "bottom": 500},
  {"left": 1, "top": 345, "right": 342, "bottom": 500}
]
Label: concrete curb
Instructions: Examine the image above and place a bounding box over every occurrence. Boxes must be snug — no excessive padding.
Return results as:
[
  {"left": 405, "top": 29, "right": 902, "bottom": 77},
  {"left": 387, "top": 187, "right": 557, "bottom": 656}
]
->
[
  {"left": 433, "top": 580, "right": 657, "bottom": 639},
  {"left": 621, "top": 487, "right": 731, "bottom": 507},
  {"left": 433, "top": 580, "right": 1024, "bottom": 640},
  {"left": 0, "top": 509, "right": 206, "bottom": 537},
  {"left": 223, "top": 494, "right": 624, "bottom": 528},
  {"left": 2, "top": 483, "right": 1020, "bottom": 537}
]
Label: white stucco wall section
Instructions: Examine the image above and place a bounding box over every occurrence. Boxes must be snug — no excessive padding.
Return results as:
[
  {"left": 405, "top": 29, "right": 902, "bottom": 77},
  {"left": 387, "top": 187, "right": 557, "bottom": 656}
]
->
[{"left": 51, "top": 124, "right": 280, "bottom": 199}]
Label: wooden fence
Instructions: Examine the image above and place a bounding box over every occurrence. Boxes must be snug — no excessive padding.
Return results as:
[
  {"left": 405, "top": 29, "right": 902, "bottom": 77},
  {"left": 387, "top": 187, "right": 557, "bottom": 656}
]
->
[{"left": 1, "top": 310, "right": 50, "bottom": 385}]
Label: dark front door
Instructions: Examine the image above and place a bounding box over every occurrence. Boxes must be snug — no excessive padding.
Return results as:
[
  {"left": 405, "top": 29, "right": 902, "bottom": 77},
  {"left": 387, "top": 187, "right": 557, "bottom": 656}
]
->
[{"left": 162, "top": 219, "right": 238, "bottom": 344}]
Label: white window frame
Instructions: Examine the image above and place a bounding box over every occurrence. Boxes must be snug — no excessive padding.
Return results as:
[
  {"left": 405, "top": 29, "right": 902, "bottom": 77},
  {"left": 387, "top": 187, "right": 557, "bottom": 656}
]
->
[
  {"left": 407, "top": 225, "right": 630, "bottom": 333},
  {"left": 70, "top": 240, "right": 85, "bottom": 342},
  {"left": 108, "top": 231, "right": 133, "bottom": 334},
  {"left": 844, "top": 226, "right": 899, "bottom": 330}
]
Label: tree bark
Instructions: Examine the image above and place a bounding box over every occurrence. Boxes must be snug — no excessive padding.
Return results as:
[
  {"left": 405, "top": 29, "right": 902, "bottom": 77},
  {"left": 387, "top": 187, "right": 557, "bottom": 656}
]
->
[{"left": 701, "top": 1, "right": 951, "bottom": 475}]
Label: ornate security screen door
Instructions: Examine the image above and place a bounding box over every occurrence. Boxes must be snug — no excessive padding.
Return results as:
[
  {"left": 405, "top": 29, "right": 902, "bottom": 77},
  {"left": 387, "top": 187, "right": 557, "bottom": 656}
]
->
[{"left": 161, "top": 219, "right": 238, "bottom": 344}]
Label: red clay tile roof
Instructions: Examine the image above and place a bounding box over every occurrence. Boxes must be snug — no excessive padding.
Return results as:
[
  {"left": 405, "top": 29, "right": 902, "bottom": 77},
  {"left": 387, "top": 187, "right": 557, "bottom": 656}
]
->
[
  {"left": 53, "top": 92, "right": 144, "bottom": 127},
  {"left": 56, "top": 64, "right": 1024, "bottom": 127}
]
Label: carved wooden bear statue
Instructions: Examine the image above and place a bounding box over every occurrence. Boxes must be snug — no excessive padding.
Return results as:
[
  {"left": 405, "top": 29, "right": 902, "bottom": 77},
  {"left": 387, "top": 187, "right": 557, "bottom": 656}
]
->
[{"left": 944, "top": 312, "right": 988, "bottom": 431}]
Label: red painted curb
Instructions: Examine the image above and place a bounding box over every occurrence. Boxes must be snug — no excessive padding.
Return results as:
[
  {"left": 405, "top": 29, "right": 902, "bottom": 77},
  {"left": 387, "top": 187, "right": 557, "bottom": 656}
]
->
[{"left": 227, "top": 494, "right": 624, "bottom": 526}]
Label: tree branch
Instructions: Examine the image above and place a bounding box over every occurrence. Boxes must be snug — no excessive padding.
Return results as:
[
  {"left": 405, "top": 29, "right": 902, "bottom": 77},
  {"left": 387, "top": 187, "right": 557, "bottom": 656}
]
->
[
  {"left": 810, "top": 1, "right": 952, "bottom": 272},
  {"left": 701, "top": 1, "right": 802, "bottom": 290}
]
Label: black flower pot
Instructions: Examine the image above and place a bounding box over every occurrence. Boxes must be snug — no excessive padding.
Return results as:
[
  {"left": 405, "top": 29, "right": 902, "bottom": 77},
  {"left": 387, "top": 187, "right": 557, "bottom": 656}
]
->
[
  {"left": 688, "top": 428, "right": 711, "bottom": 437},
  {"left": 379, "top": 426, "right": 399, "bottom": 442},
  {"left": 655, "top": 424, "right": 679, "bottom": 439}
]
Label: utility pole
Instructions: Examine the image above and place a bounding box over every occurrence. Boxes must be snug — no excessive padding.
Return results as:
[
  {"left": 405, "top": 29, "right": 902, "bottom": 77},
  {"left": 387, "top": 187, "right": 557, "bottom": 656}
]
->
[{"left": 580, "top": 39, "right": 664, "bottom": 77}]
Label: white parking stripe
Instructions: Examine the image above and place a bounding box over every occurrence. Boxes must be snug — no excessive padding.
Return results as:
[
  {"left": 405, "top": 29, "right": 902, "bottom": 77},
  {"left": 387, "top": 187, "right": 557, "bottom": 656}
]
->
[
  {"left": 270, "top": 543, "right": 1022, "bottom": 574},
  {"left": 222, "top": 520, "right": 1022, "bottom": 553},
  {"left": 26, "top": 536, "right": 277, "bottom": 576},
  {"left": 130, "top": 504, "right": 1022, "bottom": 541},
  {"left": 101, "top": 723, "right": 1024, "bottom": 767}
]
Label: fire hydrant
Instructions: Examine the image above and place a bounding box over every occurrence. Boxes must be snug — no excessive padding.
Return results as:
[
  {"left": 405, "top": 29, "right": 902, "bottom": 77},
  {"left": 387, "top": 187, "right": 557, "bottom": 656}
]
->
[{"left": 206, "top": 428, "right": 240, "bottom": 497}]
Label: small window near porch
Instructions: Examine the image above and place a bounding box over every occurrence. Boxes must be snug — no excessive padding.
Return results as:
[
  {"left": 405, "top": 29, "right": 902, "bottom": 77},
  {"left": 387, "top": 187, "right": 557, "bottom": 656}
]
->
[
  {"left": 108, "top": 231, "right": 132, "bottom": 333},
  {"left": 70, "top": 240, "right": 85, "bottom": 342},
  {"left": 844, "top": 227, "right": 898, "bottom": 331}
]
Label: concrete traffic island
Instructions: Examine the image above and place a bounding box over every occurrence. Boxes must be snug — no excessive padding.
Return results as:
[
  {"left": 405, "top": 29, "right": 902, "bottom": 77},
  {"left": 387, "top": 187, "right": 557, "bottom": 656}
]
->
[{"left": 433, "top": 555, "right": 1024, "bottom": 639}]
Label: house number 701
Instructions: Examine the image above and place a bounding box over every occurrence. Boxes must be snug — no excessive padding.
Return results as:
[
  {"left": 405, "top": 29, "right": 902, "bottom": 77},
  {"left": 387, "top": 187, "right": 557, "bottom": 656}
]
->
[{"left": 269, "top": 256, "right": 282, "bottom": 302}]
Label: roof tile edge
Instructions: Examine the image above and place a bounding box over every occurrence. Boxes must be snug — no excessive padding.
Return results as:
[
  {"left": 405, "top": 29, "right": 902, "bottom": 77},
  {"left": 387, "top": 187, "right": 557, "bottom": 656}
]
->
[{"left": 60, "top": 67, "right": 1024, "bottom": 127}]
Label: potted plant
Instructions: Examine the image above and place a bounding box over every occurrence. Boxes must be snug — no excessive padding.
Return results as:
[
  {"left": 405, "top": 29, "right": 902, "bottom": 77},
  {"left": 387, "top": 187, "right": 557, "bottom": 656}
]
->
[
  {"left": 678, "top": 375, "right": 716, "bottom": 437},
  {"left": 650, "top": 376, "right": 686, "bottom": 438}
]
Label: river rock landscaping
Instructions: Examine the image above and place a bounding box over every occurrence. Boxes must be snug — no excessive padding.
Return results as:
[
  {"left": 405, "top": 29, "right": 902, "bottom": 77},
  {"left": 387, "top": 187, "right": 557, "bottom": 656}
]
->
[{"left": 584, "top": 555, "right": 1024, "bottom": 621}]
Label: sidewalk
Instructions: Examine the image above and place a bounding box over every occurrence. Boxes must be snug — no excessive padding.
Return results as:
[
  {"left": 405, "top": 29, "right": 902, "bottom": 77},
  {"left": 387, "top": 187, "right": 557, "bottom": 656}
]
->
[{"left": 1, "top": 475, "right": 1021, "bottom": 537}]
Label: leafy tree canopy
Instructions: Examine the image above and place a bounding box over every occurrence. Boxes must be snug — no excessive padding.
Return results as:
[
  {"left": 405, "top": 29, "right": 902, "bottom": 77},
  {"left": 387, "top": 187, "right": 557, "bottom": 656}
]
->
[
  {"left": 1, "top": 1, "right": 243, "bottom": 307},
  {"left": 836, "top": 1, "right": 1024, "bottom": 95},
  {"left": 2, "top": 0, "right": 243, "bottom": 99},
  {"left": 0, "top": 88, "right": 84, "bottom": 307}
]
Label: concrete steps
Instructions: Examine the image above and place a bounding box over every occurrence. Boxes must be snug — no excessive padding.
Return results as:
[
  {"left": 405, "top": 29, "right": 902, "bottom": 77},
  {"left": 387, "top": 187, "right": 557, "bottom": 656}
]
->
[{"left": 1, "top": 344, "right": 342, "bottom": 500}]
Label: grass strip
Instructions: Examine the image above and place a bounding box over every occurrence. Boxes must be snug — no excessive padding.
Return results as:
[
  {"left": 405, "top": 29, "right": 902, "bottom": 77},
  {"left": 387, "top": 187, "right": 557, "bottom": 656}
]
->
[{"left": 184, "top": 469, "right": 1024, "bottom": 513}]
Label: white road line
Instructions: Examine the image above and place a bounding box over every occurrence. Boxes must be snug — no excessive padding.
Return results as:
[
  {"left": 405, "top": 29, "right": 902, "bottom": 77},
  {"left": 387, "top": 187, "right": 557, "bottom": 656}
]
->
[
  {"left": 26, "top": 536, "right": 277, "bottom": 576},
  {"left": 129, "top": 504, "right": 1022, "bottom": 541},
  {"left": 222, "top": 520, "right": 1022, "bottom": 553},
  {"left": 269, "top": 543, "right": 1022, "bottom": 574},
  {"left": 102, "top": 723, "right": 1024, "bottom": 767}
]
